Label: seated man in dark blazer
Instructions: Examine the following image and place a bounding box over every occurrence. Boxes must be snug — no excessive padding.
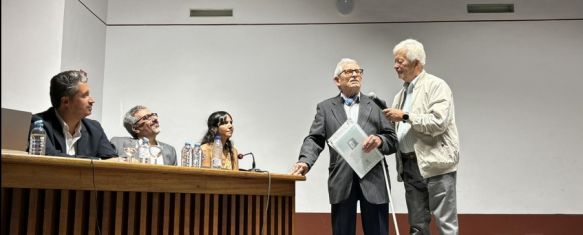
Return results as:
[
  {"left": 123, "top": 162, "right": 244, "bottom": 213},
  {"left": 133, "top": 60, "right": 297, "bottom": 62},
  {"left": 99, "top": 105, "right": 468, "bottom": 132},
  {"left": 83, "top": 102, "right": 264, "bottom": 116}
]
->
[
  {"left": 29, "top": 70, "right": 117, "bottom": 159},
  {"left": 110, "top": 105, "right": 177, "bottom": 166}
]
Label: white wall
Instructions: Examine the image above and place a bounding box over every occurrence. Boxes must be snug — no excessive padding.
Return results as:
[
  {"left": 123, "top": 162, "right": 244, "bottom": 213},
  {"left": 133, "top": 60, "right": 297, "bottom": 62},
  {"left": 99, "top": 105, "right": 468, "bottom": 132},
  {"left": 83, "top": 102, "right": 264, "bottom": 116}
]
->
[
  {"left": 101, "top": 20, "right": 583, "bottom": 214},
  {"left": 1, "top": 0, "right": 65, "bottom": 112},
  {"left": 60, "top": 0, "right": 107, "bottom": 120},
  {"left": 1, "top": 0, "right": 107, "bottom": 121},
  {"left": 2, "top": 0, "right": 582, "bottom": 215},
  {"left": 80, "top": 0, "right": 108, "bottom": 21}
]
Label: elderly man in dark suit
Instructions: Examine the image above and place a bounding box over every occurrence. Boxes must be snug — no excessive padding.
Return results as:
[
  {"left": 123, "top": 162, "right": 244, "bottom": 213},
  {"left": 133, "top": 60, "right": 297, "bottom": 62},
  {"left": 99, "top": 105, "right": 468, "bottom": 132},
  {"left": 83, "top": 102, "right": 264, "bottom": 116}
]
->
[
  {"left": 291, "top": 58, "right": 397, "bottom": 235},
  {"left": 110, "top": 105, "right": 177, "bottom": 166},
  {"left": 30, "top": 70, "right": 118, "bottom": 159}
]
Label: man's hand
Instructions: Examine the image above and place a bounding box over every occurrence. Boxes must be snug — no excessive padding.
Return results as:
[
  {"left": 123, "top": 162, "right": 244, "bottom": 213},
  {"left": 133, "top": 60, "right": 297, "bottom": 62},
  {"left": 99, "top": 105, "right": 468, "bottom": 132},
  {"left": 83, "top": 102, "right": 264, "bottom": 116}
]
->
[
  {"left": 383, "top": 108, "right": 405, "bottom": 122},
  {"left": 291, "top": 162, "right": 309, "bottom": 176},
  {"left": 362, "top": 135, "right": 382, "bottom": 153}
]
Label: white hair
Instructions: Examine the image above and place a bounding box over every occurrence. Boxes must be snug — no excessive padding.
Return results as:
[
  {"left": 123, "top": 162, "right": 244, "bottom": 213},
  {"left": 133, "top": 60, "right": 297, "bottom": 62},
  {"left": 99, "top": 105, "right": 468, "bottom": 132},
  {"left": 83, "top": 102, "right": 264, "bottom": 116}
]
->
[
  {"left": 333, "top": 58, "right": 358, "bottom": 77},
  {"left": 393, "top": 39, "right": 426, "bottom": 65}
]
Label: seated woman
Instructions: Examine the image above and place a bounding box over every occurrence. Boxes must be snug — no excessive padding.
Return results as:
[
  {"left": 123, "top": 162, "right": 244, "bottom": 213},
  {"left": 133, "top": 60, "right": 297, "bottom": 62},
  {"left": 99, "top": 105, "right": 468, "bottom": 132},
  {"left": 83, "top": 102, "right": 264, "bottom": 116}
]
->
[{"left": 200, "top": 111, "right": 238, "bottom": 170}]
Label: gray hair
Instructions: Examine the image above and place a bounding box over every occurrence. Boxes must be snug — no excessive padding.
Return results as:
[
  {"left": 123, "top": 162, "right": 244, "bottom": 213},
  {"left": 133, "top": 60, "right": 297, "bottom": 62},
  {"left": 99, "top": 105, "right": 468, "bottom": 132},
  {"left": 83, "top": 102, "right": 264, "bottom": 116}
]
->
[
  {"left": 393, "top": 39, "right": 426, "bottom": 66},
  {"left": 49, "top": 70, "right": 88, "bottom": 108},
  {"left": 123, "top": 105, "right": 147, "bottom": 138},
  {"left": 333, "top": 58, "right": 358, "bottom": 78}
]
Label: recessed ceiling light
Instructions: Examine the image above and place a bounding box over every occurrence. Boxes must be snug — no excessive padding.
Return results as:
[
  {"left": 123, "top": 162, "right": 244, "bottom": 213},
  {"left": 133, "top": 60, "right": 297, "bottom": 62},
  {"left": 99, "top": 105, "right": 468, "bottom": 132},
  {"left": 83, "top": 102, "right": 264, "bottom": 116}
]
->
[{"left": 337, "top": 0, "right": 354, "bottom": 15}]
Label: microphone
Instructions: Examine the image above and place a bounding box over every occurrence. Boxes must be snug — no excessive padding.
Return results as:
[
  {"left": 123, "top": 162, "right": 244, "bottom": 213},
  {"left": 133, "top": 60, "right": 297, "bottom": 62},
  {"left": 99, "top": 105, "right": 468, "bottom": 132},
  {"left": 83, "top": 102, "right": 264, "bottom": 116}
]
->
[
  {"left": 237, "top": 152, "right": 258, "bottom": 171},
  {"left": 367, "top": 92, "right": 388, "bottom": 109}
]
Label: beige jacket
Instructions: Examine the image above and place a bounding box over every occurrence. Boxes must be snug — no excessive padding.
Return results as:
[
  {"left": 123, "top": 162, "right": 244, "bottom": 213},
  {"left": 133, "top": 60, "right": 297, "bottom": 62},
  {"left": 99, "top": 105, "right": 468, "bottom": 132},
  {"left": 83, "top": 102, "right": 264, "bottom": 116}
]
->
[{"left": 391, "top": 72, "right": 459, "bottom": 180}]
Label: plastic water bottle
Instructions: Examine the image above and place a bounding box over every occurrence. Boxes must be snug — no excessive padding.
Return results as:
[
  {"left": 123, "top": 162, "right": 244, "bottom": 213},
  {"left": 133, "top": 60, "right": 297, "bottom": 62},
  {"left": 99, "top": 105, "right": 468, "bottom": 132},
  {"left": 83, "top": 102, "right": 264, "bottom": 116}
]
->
[
  {"left": 192, "top": 143, "right": 203, "bottom": 168},
  {"left": 138, "top": 137, "right": 151, "bottom": 164},
  {"left": 211, "top": 135, "right": 223, "bottom": 169},
  {"left": 181, "top": 142, "right": 193, "bottom": 167},
  {"left": 28, "top": 120, "right": 46, "bottom": 155}
]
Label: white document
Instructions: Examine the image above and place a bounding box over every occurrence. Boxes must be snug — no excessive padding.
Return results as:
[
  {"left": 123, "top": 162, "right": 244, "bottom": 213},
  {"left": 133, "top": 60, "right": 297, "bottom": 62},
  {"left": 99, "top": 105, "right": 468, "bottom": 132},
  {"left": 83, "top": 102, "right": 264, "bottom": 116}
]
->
[{"left": 327, "top": 120, "right": 385, "bottom": 178}]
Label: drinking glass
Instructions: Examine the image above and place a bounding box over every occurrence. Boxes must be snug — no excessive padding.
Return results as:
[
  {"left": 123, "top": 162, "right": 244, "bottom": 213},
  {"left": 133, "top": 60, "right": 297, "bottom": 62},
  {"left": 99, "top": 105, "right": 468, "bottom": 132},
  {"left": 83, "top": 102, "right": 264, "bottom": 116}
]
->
[{"left": 121, "top": 140, "right": 138, "bottom": 163}]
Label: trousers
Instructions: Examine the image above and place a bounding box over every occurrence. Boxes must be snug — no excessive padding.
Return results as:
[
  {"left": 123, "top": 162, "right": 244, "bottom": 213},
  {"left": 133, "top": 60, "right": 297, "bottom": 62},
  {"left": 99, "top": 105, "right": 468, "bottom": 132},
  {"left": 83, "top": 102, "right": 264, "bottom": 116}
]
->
[
  {"left": 402, "top": 157, "right": 458, "bottom": 235},
  {"left": 331, "top": 173, "right": 389, "bottom": 235}
]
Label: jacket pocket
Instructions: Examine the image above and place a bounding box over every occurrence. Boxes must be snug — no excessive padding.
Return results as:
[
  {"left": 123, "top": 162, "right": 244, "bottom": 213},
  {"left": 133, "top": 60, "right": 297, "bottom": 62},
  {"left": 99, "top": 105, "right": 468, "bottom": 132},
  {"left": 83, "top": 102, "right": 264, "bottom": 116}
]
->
[{"left": 419, "top": 142, "right": 457, "bottom": 171}]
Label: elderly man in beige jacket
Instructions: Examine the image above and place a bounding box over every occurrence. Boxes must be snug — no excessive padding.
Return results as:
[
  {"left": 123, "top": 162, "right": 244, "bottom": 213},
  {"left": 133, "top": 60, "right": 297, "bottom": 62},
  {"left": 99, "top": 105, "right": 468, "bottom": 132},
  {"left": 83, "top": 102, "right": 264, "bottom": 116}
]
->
[{"left": 384, "top": 39, "right": 460, "bottom": 235}]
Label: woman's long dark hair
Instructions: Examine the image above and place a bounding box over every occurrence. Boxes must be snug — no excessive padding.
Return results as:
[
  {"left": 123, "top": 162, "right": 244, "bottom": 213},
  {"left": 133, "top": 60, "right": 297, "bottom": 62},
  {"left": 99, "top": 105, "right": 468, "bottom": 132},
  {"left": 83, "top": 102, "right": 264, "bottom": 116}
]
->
[{"left": 201, "top": 111, "right": 234, "bottom": 156}]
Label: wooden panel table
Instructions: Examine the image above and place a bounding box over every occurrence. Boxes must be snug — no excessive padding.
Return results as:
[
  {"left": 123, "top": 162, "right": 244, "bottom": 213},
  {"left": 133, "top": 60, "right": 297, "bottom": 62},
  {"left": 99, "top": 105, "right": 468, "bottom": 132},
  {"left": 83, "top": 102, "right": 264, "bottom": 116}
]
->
[{"left": 1, "top": 151, "right": 305, "bottom": 235}]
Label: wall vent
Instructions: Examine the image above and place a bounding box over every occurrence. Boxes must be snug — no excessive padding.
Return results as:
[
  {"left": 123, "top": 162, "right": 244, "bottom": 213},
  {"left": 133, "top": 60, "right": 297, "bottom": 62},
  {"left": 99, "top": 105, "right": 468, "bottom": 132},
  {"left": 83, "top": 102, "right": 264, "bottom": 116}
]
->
[
  {"left": 467, "top": 4, "right": 514, "bottom": 13},
  {"left": 190, "top": 9, "right": 233, "bottom": 17}
]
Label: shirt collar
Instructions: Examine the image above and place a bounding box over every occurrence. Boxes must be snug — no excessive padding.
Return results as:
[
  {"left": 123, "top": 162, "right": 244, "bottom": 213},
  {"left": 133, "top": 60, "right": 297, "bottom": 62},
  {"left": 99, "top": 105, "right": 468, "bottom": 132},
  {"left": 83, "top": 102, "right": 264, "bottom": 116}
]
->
[
  {"left": 404, "top": 70, "right": 424, "bottom": 90},
  {"left": 54, "top": 110, "right": 83, "bottom": 137}
]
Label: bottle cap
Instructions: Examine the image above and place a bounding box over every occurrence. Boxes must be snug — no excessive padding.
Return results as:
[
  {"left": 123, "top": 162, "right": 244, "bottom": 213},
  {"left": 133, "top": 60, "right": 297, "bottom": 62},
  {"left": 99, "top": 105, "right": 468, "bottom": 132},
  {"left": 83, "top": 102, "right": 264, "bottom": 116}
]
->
[
  {"left": 214, "top": 135, "right": 221, "bottom": 139},
  {"left": 34, "top": 120, "right": 44, "bottom": 126}
]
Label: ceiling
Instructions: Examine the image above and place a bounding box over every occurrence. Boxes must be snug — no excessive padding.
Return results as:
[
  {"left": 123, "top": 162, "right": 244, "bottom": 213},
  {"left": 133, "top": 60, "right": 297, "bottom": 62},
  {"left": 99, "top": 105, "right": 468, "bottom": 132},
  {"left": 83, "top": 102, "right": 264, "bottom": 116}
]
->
[{"left": 85, "top": 0, "right": 583, "bottom": 25}]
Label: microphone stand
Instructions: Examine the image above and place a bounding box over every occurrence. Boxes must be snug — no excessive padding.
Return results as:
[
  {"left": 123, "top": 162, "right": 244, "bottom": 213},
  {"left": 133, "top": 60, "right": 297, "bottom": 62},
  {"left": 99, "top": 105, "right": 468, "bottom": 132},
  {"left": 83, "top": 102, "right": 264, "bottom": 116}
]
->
[
  {"left": 249, "top": 152, "right": 257, "bottom": 171},
  {"left": 239, "top": 152, "right": 261, "bottom": 172}
]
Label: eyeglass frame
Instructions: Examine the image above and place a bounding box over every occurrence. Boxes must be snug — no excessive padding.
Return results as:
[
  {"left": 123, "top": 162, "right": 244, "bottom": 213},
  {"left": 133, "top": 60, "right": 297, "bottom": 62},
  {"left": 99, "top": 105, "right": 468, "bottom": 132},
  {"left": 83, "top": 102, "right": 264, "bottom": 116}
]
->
[
  {"left": 340, "top": 68, "right": 364, "bottom": 76},
  {"left": 133, "top": 113, "right": 158, "bottom": 127}
]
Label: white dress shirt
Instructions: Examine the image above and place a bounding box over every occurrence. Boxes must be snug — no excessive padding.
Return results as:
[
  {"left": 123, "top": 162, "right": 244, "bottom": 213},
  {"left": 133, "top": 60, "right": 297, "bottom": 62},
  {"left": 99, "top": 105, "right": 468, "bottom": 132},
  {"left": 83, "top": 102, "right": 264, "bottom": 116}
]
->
[
  {"left": 341, "top": 92, "right": 360, "bottom": 122},
  {"left": 54, "top": 111, "right": 83, "bottom": 155}
]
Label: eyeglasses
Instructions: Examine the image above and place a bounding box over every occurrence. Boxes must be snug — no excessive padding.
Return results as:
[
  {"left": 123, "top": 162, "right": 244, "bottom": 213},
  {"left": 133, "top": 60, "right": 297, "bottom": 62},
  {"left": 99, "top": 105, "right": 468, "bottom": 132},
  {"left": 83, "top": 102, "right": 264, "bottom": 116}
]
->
[
  {"left": 341, "top": 69, "right": 364, "bottom": 76},
  {"left": 133, "top": 113, "right": 158, "bottom": 126}
]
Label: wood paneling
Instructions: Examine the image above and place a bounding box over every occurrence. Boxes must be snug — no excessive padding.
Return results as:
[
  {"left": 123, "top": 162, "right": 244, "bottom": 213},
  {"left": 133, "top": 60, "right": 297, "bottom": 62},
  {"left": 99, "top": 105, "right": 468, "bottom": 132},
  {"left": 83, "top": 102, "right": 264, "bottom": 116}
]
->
[
  {"left": 1, "top": 153, "right": 304, "bottom": 234},
  {"left": 1, "top": 154, "right": 300, "bottom": 196}
]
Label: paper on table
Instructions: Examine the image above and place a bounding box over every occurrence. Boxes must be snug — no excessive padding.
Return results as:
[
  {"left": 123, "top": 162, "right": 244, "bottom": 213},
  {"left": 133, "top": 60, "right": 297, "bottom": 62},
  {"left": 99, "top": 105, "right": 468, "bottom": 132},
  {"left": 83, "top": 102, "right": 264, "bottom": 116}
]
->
[{"left": 327, "top": 120, "right": 384, "bottom": 178}]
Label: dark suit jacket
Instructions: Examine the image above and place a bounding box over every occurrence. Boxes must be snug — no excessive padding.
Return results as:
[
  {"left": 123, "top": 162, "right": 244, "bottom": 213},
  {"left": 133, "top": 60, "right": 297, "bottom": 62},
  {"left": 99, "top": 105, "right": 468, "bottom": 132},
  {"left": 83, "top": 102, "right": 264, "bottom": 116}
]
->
[
  {"left": 110, "top": 136, "right": 177, "bottom": 166},
  {"left": 30, "top": 107, "right": 118, "bottom": 159},
  {"left": 299, "top": 93, "right": 397, "bottom": 204}
]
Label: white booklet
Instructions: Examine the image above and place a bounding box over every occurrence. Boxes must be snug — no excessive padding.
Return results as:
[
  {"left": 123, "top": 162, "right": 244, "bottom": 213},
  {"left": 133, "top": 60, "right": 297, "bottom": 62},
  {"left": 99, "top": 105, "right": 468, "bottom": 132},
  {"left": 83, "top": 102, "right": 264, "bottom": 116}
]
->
[{"left": 327, "top": 120, "right": 385, "bottom": 178}]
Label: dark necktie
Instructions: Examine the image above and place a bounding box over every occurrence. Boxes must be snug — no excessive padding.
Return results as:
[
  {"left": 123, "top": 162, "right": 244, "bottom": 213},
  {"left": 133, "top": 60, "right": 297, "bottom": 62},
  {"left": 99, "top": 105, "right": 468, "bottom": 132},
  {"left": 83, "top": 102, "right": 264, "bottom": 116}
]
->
[{"left": 399, "top": 83, "right": 410, "bottom": 109}]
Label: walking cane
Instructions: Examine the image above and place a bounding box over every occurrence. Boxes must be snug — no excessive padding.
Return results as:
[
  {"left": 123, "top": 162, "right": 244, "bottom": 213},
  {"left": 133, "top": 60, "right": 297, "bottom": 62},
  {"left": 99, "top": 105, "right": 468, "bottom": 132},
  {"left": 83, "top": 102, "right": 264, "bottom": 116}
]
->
[{"left": 382, "top": 158, "right": 400, "bottom": 235}]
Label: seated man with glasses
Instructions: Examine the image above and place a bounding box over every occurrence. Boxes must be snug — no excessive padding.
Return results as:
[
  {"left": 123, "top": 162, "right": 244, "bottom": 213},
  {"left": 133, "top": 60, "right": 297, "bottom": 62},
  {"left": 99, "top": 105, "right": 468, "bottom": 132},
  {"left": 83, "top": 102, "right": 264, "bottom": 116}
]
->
[
  {"left": 110, "top": 105, "right": 177, "bottom": 165},
  {"left": 29, "top": 70, "right": 118, "bottom": 159}
]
